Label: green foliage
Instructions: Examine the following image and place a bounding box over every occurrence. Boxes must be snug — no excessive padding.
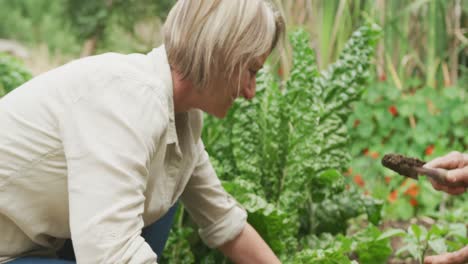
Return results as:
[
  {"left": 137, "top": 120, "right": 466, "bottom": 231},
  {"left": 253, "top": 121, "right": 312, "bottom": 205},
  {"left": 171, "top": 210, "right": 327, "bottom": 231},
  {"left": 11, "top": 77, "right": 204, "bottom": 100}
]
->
[
  {"left": 65, "top": 0, "right": 109, "bottom": 39},
  {"left": 224, "top": 178, "right": 295, "bottom": 255},
  {"left": 290, "top": 248, "right": 353, "bottom": 264},
  {"left": 292, "top": 225, "right": 395, "bottom": 264},
  {"left": 308, "top": 187, "right": 383, "bottom": 235},
  {"left": 347, "top": 77, "right": 468, "bottom": 219},
  {"left": 281, "top": 0, "right": 467, "bottom": 88},
  {"left": 297, "top": 22, "right": 383, "bottom": 235},
  {"left": 0, "top": 0, "right": 175, "bottom": 55},
  {"left": 65, "top": 0, "right": 171, "bottom": 38},
  {"left": 356, "top": 218, "right": 468, "bottom": 264},
  {"left": 159, "top": 227, "right": 194, "bottom": 264},
  {"left": 353, "top": 225, "right": 393, "bottom": 264},
  {"left": 0, "top": 0, "right": 80, "bottom": 54},
  {"left": 0, "top": 53, "right": 32, "bottom": 97},
  {"left": 64, "top": 0, "right": 175, "bottom": 51},
  {"left": 278, "top": 28, "right": 322, "bottom": 213},
  {"left": 349, "top": 83, "right": 467, "bottom": 158},
  {"left": 389, "top": 223, "right": 468, "bottom": 263}
]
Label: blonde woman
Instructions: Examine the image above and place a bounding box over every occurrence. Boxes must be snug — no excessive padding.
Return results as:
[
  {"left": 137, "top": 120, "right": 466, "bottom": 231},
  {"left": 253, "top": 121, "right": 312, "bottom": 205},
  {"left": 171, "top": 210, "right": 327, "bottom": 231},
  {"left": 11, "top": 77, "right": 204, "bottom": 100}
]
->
[{"left": 0, "top": 1, "right": 284, "bottom": 263}]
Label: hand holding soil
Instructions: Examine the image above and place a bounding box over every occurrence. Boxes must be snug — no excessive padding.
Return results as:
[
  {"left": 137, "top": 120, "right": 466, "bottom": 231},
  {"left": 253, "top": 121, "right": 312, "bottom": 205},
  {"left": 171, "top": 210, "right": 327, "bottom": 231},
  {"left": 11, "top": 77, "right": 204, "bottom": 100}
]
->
[
  {"left": 382, "top": 153, "right": 468, "bottom": 194},
  {"left": 424, "top": 151, "right": 468, "bottom": 195}
]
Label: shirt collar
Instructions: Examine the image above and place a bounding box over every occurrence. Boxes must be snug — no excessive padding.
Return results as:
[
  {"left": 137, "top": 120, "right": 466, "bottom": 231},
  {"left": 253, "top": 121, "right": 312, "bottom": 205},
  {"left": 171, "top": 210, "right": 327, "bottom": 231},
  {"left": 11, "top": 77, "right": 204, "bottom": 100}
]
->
[{"left": 147, "top": 45, "right": 181, "bottom": 155}]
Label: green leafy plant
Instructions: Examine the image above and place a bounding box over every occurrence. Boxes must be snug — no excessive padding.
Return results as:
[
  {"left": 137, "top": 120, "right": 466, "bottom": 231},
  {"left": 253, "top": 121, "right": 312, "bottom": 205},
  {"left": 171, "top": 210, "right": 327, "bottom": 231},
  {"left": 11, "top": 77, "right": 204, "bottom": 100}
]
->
[
  {"left": 382, "top": 223, "right": 468, "bottom": 264},
  {"left": 0, "top": 53, "right": 32, "bottom": 97},
  {"left": 158, "top": 205, "right": 195, "bottom": 264},
  {"left": 293, "top": 224, "right": 395, "bottom": 264}
]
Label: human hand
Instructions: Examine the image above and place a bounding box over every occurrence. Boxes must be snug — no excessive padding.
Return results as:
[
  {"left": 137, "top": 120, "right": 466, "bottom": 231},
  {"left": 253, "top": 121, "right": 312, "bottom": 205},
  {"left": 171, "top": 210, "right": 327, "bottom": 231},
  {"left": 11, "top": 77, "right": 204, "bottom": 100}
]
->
[
  {"left": 423, "top": 151, "right": 468, "bottom": 195},
  {"left": 424, "top": 245, "right": 468, "bottom": 264}
]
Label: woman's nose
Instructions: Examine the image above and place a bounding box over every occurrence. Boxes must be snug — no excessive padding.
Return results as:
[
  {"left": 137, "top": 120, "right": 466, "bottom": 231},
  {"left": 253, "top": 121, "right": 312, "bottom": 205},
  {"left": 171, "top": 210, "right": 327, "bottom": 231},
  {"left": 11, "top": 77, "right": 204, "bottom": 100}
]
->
[{"left": 242, "top": 80, "right": 256, "bottom": 100}]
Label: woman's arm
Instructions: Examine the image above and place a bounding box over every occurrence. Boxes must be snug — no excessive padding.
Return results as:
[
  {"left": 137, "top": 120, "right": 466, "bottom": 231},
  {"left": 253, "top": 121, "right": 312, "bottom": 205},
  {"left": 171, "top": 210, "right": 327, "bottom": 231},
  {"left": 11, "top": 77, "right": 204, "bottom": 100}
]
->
[
  {"left": 60, "top": 80, "right": 166, "bottom": 263},
  {"left": 218, "top": 223, "right": 281, "bottom": 264},
  {"left": 181, "top": 140, "right": 280, "bottom": 262}
]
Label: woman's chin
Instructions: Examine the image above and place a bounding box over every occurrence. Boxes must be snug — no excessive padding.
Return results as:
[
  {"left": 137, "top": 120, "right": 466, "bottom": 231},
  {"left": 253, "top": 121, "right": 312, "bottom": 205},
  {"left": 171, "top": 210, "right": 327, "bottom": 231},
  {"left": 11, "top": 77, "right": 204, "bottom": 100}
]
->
[
  {"left": 211, "top": 110, "right": 228, "bottom": 119},
  {"left": 199, "top": 102, "right": 231, "bottom": 119},
  {"left": 208, "top": 106, "right": 230, "bottom": 119}
]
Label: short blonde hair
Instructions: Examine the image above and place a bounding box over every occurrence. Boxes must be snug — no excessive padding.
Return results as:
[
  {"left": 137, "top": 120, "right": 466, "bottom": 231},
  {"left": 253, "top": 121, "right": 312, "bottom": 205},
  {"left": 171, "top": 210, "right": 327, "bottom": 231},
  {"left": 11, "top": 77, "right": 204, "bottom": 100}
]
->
[{"left": 163, "top": 0, "right": 285, "bottom": 90}]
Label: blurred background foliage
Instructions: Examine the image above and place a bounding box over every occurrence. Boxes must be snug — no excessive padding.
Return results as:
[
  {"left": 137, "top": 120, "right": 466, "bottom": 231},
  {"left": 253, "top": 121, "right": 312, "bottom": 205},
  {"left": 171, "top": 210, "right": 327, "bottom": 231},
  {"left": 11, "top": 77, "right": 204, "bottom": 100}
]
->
[
  {"left": 277, "top": 0, "right": 467, "bottom": 88},
  {"left": 1, "top": 0, "right": 467, "bottom": 263},
  {"left": 1, "top": 0, "right": 466, "bottom": 87},
  {"left": 0, "top": 0, "right": 175, "bottom": 73}
]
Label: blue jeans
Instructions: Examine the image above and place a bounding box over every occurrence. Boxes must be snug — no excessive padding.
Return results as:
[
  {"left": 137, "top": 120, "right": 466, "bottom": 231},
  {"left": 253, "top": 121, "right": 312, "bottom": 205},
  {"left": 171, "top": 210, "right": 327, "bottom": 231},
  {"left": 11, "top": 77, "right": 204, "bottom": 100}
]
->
[{"left": 9, "top": 203, "right": 179, "bottom": 263}]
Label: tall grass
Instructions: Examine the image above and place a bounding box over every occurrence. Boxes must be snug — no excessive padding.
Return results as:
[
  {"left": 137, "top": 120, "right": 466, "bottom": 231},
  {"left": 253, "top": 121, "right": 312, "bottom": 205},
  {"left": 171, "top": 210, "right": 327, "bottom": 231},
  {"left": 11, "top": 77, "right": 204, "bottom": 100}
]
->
[{"left": 275, "top": 0, "right": 467, "bottom": 89}]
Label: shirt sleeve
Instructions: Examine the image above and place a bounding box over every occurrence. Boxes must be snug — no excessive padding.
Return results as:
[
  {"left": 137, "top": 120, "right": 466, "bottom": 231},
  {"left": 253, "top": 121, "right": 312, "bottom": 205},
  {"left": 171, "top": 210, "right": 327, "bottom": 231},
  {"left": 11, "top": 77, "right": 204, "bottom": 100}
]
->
[
  {"left": 180, "top": 141, "right": 247, "bottom": 248},
  {"left": 59, "top": 79, "right": 166, "bottom": 264}
]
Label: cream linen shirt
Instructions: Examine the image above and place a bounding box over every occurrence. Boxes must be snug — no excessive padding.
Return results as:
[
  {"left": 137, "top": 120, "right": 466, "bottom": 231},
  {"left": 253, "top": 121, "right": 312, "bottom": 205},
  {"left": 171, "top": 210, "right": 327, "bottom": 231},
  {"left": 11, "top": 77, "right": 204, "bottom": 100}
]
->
[{"left": 0, "top": 46, "right": 247, "bottom": 263}]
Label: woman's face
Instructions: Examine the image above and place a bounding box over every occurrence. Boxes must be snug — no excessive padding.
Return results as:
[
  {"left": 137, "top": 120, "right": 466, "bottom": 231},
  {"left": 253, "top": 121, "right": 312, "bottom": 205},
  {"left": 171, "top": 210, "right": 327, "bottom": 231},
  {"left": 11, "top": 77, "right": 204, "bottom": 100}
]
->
[{"left": 200, "top": 53, "right": 269, "bottom": 118}]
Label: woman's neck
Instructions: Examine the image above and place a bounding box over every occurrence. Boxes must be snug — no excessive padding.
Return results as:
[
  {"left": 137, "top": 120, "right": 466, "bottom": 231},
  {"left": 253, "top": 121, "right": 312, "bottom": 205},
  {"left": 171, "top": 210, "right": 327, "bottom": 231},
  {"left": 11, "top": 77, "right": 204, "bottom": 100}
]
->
[{"left": 171, "top": 69, "right": 196, "bottom": 113}]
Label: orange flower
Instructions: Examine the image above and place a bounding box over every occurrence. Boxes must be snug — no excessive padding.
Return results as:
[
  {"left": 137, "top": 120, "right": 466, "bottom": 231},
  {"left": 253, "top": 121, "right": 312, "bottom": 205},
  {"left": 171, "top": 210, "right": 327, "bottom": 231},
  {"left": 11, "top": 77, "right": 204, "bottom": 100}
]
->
[
  {"left": 353, "top": 174, "right": 365, "bottom": 187},
  {"left": 353, "top": 119, "right": 361, "bottom": 128},
  {"left": 385, "top": 176, "right": 391, "bottom": 184},
  {"left": 401, "top": 178, "right": 409, "bottom": 187},
  {"left": 410, "top": 198, "right": 418, "bottom": 207},
  {"left": 344, "top": 167, "right": 353, "bottom": 176},
  {"left": 278, "top": 66, "right": 284, "bottom": 77},
  {"left": 388, "top": 105, "right": 398, "bottom": 116},
  {"left": 362, "top": 148, "right": 369, "bottom": 156},
  {"left": 404, "top": 183, "right": 419, "bottom": 197},
  {"left": 425, "top": 145, "right": 435, "bottom": 156},
  {"left": 388, "top": 190, "right": 398, "bottom": 203},
  {"left": 379, "top": 73, "right": 387, "bottom": 82},
  {"left": 370, "top": 151, "right": 380, "bottom": 159}
]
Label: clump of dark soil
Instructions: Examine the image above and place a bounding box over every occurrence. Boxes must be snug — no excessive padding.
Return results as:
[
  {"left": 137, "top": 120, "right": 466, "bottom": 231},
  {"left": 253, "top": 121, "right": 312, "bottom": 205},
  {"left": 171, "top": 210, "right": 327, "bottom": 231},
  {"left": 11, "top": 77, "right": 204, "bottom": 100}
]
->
[{"left": 382, "top": 154, "right": 426, "bottom": 179}]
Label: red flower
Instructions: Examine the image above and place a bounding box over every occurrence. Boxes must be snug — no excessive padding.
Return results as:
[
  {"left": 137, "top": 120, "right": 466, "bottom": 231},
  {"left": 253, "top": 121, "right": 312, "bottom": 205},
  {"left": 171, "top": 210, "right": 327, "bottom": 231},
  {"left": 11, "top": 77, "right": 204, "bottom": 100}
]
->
[
  {"left": 277, "top": 66, "right": 283, "bottom": 77},
  {"left": 384, "top": 176, "right": 391, "bottom": 184},
  {"left": 362, "top": 148, "right": 369, "bottom": 156},
  {"left": 404, "top": 183, "right": 419, "bottom": 198},
  {"left": 425, "top": 145, "right": 435, "bottom": 156},
  {"left": 379, "top": 73, "right": 387, "bottom": 82},
  {"left": 344, "top": 167, "right": 353, "bottom": 177},
  {"left": 409, "top": 198, "right": 418, "bottom": 207},
  {"left": 370, "top": 151, "right": 380, "bottom": 159},
  {"left": 354, "top": 174, "right": 365, "bottom": 187},
  {"left": 353, "top": 119, "right": 361, "bottom": 128},
  {"left": 388, "top": 105, "right": 398, "bottom": 116},
  {"left": 388, "top": 190, "right": 398, "bottom": 203}
]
